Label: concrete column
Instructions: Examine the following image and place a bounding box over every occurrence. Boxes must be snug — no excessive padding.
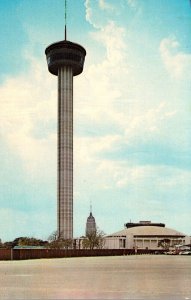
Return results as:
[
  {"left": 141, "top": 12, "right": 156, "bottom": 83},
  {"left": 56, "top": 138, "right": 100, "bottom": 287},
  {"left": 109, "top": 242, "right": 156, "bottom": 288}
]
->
[{"left": 58, "top": 66, "right": 73, "bottom": 240}]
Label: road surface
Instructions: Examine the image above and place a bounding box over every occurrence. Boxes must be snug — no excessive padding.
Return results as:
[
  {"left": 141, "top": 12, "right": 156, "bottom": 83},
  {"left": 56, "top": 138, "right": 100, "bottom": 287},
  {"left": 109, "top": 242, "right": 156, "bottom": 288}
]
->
[{"left": 0, "top": 255, "right": 191, "bottom": 299}]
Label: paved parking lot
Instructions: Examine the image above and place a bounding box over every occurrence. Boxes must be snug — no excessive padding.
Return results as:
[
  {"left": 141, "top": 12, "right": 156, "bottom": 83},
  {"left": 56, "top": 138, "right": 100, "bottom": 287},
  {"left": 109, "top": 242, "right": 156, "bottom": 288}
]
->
[{"left": 0, "top": 255, "right": 191, "bottom": 299}]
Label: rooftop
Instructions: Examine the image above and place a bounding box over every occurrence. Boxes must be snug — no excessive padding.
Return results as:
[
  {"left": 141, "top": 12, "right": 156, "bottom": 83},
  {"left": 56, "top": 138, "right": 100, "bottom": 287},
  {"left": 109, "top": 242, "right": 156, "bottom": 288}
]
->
[
  {"left": 107, "top": 226, "right": 186, "bottom": 238},
  {"left": 125, "top": 221, "right": 165, "bottom": 229}
]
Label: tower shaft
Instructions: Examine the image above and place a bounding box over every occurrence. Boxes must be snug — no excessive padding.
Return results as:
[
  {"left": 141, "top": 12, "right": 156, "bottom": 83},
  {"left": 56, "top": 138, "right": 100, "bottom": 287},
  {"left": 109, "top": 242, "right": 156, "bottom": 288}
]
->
[
  {"left": 58, "top": 66, "right": 73, "bottom": 239},
  {"left": 45, "top": 39, "right": 86, "bottom": 243}
]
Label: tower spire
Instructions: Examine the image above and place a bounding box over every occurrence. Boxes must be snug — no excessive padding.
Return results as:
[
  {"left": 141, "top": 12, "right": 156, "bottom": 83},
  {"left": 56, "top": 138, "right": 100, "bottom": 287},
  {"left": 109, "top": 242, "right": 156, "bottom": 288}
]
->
[
  {"left": 90, "top": 200, "right": 92, "bottom": 215},
  {"left": 64, "top": 0, "right": 67, "bottom": 40}
]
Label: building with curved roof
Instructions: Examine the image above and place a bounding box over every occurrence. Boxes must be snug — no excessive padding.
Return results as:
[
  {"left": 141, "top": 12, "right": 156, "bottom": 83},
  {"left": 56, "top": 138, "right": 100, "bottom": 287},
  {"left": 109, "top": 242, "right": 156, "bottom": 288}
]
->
[{"left": 104, "top": 221, "right": 190, "bottom": 250}]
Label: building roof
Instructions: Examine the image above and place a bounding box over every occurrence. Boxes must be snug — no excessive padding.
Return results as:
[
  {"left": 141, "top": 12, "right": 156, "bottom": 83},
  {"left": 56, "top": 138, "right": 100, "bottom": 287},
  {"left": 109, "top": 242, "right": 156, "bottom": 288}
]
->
[
  {"left": 125, "top": 221, "right": 165, "bottom": 228},
  {"left": 107, "top": 226, "right": 186, "bottom": 238}
]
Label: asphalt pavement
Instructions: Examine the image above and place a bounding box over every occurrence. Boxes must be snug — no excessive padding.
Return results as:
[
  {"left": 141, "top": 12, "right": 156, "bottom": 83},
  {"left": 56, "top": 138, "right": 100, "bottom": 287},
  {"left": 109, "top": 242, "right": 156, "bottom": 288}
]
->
[{"left": 0, "top": 255, "right": 191, "bottom": 299}]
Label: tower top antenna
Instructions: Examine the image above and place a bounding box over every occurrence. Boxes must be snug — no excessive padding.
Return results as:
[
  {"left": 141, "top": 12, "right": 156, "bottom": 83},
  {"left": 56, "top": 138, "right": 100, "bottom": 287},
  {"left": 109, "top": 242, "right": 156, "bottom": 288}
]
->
[
  {"left": 90, "top": 200, "right": 92, "bottom": 214},
  {"left": 64, "top": 0, "right": 67, "bottom": 40}
]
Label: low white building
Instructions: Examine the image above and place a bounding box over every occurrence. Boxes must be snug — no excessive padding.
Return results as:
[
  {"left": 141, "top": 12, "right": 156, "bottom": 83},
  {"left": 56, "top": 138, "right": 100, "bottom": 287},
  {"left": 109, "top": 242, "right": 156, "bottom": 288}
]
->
[{"left": 104, "top": 221, "right": 190, "bottom": 250}]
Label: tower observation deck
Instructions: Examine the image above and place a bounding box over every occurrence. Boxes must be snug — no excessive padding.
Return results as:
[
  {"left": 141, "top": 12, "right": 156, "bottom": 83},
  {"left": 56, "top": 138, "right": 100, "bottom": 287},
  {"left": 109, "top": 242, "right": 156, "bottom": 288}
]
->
[{"left": 45, "top": 40, "right": 86, "bottom": 239}]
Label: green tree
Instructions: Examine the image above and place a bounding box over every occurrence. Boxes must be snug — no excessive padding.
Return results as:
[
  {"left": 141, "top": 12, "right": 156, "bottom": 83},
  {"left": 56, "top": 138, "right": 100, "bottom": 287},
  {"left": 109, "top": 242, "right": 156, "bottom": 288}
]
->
[
  {"left": 158, "top": 239, "right": 171, "bottom": 250},
  {"left": 48, "top": 231, "right": 58, "bottom": 242},
  {"left": 2, "top": 241, "right": 13, "bottom": 249},
  {"left": 82, "top": 228, "right": 105, "bottom": 250},
  {"left": 48, "top": 231, "right": 60, "bottom": 248},
  {"left": 2, "top": 237, "right": 48, "bottom": 248},
  {"left": 0, "top": 239, "right": 4, "bottom": 248},
  {"left": 48, "top": 231, "right": 73, "bottom": 249},
  {"left": 17, "top": 237, "right": 47, "bottom": 247}
]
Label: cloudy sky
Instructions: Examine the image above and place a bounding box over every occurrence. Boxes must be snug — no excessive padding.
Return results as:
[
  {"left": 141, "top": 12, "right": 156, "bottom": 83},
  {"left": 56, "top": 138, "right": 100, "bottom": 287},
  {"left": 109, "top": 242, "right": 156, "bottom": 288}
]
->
[{"left": 0, "top": 0, "right": 191, "bottom": 241}]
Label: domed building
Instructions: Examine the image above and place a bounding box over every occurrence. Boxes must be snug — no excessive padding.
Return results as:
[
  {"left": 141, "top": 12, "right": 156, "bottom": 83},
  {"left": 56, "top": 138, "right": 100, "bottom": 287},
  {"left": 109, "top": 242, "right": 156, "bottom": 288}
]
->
[
  {"left": 85, "top": 207, "right": 96, "bottom": 236},
  {"left": 104, "top": 221, "right": 190, "bottom": 250}
]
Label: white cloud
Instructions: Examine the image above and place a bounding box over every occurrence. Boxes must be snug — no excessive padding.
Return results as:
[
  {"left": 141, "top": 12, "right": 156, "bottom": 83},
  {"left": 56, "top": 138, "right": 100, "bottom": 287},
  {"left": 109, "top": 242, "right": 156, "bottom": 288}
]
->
[
  {"left": 85, "top": 0, "right": 94, "bottom": 27},
  {"left": 85, "top": 0, "right": 118, "bottom": 29},
  {"left": 0, "top": 56, "right": 57, "bottom": 181},
  {"left": 160, "top": 37, "right": 191, "bottom": 79},
  {"left": 73, "top": 14, "right": 189, "bottom": 206},
  {"left": 74, "top": 134, "right": 121, "bottom": 164},
  {"left": 77, "top": 15, "right": 181, "bottom": 154},
  {"left": 123, "top": 102, "right": 178, "bottom": 144},
  {"left": 75, "top": 21, "right": 129, "bottom": 131},
  {"left": 91, "top": 21, "right": 127, "bottom": 65},
  {"left": 99, "top": 0, "right": 115, "bottom": 11}
]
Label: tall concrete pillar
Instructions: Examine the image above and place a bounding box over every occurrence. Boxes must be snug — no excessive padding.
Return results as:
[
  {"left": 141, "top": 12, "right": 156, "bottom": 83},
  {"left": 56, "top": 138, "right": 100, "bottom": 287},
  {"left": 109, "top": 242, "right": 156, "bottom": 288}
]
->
[
  {"left": 58, "top": 66, "right": 73, "bottom": 239},
  {"left": 45, "top": 40, "right": 86, "bottom": 240}
]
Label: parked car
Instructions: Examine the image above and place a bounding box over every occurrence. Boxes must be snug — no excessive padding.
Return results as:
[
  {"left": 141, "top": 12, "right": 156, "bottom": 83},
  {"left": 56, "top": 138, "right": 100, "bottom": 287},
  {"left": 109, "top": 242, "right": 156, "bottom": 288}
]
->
[
  {"left": 179, "top": 251, "right": 191, "bottom": 255},
  {"left": 165, "top": 251, "right": 176, "bottom": 255}
]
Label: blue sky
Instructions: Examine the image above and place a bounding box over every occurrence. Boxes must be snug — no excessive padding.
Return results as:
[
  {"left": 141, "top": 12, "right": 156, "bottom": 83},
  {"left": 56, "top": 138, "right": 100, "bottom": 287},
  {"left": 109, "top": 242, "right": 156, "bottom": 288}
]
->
[{"left": 0, "top": 0, "right": 191, "bottom": 241}]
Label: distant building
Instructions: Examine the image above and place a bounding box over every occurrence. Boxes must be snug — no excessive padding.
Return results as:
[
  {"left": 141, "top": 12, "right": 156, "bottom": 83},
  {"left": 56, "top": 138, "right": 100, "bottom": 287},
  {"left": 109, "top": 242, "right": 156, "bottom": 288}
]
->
[
  {"left": 86, "top": 206, "right": 96, "bottom": 236},
  {"left": 104, "top": 221, "right": 191, "bottom": 250},
  {"left": 13, "top": 246, "right": 46, "bottom": 249}
]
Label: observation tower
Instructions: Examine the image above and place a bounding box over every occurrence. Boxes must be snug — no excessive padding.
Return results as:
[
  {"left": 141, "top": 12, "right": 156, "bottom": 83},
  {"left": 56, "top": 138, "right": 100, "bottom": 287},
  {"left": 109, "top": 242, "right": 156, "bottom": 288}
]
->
[{"left": 45, "top": 4, "right": 86, "bottom": 239}]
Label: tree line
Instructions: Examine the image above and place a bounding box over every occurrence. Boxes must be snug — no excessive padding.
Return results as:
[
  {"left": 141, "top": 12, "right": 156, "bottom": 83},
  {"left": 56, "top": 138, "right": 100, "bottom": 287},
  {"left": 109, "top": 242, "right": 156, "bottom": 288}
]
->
[{"left": 0, "top": 228, "right": 105, "bottom": 250}]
